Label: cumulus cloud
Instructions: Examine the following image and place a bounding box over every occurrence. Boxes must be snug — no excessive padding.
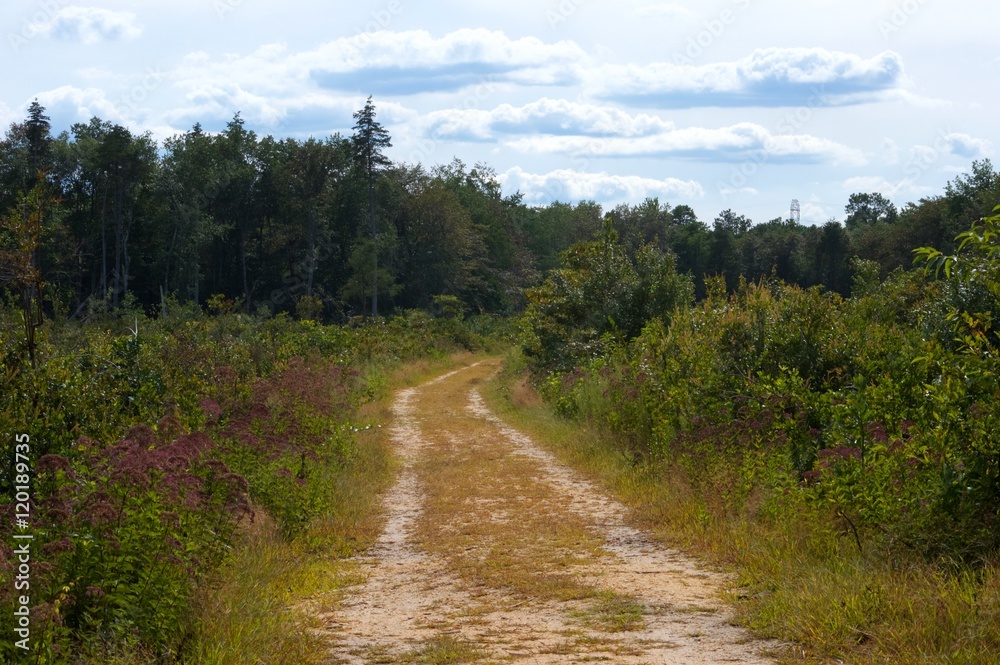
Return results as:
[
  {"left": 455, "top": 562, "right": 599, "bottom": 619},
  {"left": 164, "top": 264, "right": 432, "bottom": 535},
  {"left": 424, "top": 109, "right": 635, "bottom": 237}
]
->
[
  {"left": 588, "top": 48, "right": 906, "bottom": 107},
  {"left": 799, "top": 201, "right": 834, "bottom": 224},
  {"left": 417, "top": 97, "right": 865, "bottom": 166},
  {"left": 499, "top": 166, "right": 704, "bottom": 206},
  {"left": 46, "top": 7, "right": 142, "bottom": 44},
  {"left": 422, "top": 99, "right": 674, "bottom": 141},
  {"left": 941, "top": 132, "right": 993, "bottom": 159},
  {"left": 841, "top": 174, "right": 934, "bottom": 199},
  {"left": 843, "top": 176, "right": 905, "bottom": 194},
  {"left": 505, "top": 122, "right": 866, "bottom": 166},
  {"left": 718, "top": 186, "right": 759, "bottom": 199},
  {"left": 35, "top": 86, "right": 129, "bottom": 125},
  {"left": 307, "top": 29, "right": 585, "bottom": 93},
  {"left": 33, "top": 73, "right": 170, "bottom": 134},
  {"left": 164, "top": 30, "right": 585, "bottom": 130},
  {"left": 167, "top": 45, "right": 416, "bottom": 132}
]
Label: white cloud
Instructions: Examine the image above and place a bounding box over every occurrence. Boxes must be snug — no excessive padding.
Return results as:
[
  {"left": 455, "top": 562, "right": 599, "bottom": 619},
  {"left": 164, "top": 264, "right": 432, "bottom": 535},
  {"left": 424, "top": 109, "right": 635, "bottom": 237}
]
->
[
  {"left": 882, "top": 138, "right": 900, "bottom": 165},
  {"left": 306, "top": 28, "right": 583, "bottom": 74},
  {"left": 167, "top": 45, "right": 416, "bottom": 131},
  {"left": 32, "top": 85, "right": 142, "bottom": 127},
  {"left": 843, "top": 176, "right": 909, "bottom": 195},
  {"left": 505, "top": 122, "right": 866, "bottom": 166},
  {"left": 499, "top": 166, "right": 704, "bottom": 205},
  {"left": 0, "top": 101, "right": 15, "bottom": 129},
  {"left": 422, "top": 99, "right": 674, "bottom": 141},
  {"left": 718, "top": 186, "right": 759, "bottom": 198},
  {"left": 799, "top": 201, "right": 833, "bottom": 224},
  {"left": 841, "top": 175, "right": 940, "bottom": 199},
  {"left": 941, "top": 132, "right": 993, "bottom": 159},
  {"left": 588, "top": 48, "right": 906, "bottom": 107},
  {"left": 46, "top": 7, "right": 142, "bottom": 44},
  {"left": 169, "top": 30, "right": 583, "bottom": 103},
  {"left": 34, "top": 80, "right": 169, "bottom": 131},
  {"left": 163, "top": 30, "right": 585, "bottom": 128},
  {"left": 302, "top": 29, "right": 584, "bottom": 92}
]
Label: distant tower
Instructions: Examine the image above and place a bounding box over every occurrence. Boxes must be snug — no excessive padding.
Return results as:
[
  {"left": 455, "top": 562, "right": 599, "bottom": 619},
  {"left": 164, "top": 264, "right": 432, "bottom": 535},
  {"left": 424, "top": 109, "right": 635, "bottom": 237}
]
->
[{"left": 790, "top": 199, "right": 801, "bottom": 223}]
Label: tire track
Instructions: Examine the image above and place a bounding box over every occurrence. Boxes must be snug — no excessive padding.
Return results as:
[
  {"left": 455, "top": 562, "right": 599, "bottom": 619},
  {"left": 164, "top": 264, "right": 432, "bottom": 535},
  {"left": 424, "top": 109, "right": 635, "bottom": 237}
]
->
[{"left": 322, "top": 361, "right": 778, "bottom": 664}]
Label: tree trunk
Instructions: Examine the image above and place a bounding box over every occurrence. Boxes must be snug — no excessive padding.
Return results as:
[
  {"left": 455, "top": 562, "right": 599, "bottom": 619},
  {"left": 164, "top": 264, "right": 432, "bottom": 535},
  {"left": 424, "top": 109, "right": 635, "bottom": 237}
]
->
[
  {"left": 369, "top": 178, "right": 377, "bottom": 317},
  {"left": 101, "top": 184, "right": 108, "bottom": 302},
  {"left": 113, "top": 179, "right": 123, "bottom": 309},
  {"left": 241, "top": 230, "right": 250, "bottom": 309}
]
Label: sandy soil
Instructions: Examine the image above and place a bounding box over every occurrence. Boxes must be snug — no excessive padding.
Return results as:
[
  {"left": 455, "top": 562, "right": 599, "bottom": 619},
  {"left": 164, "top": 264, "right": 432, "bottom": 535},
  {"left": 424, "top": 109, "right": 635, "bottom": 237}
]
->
[{"left": 319, "top": 361, "right": 779, "bottom": 664}]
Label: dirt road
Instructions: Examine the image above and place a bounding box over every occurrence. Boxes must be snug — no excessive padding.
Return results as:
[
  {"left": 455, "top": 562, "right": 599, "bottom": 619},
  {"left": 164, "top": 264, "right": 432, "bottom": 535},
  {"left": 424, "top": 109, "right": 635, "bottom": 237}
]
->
[{"left": 321, "top": 360, "right": 777, "bottom": 664}]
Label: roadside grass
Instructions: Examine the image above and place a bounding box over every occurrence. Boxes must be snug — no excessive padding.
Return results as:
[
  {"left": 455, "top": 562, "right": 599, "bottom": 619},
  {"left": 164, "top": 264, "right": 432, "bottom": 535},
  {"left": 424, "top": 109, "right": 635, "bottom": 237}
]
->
[
  {"left": 397, "top": 635, "right": 491, "bottom": 664},
  {"left": 483, "top": 351, "right": 1000, "bottom": 664},
  {"left": 186, "top": 353, "right": 478, "bottom": 664},
  {"left": 570, "top": 591, "right": 646, "bottom": 632}
]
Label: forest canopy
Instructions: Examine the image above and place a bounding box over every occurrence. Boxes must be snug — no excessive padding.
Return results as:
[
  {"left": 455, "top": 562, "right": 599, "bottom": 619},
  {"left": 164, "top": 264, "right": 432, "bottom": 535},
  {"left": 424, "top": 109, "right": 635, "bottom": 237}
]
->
[{"left": 2, "top": 100, "right": 999, "bottom": 321}]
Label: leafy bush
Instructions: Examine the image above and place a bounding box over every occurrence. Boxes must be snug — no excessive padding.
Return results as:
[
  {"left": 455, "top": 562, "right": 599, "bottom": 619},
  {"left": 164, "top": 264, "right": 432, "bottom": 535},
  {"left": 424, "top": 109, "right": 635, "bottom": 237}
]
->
[
  {"left": 524, "top": 210, "right": 1000, "bottom": 565},
  {"left": 0, "top": 309, "right": 493, "bottom": 662},
  {"left": 522, "top": 225, "right": 693, "bottom": 374}
]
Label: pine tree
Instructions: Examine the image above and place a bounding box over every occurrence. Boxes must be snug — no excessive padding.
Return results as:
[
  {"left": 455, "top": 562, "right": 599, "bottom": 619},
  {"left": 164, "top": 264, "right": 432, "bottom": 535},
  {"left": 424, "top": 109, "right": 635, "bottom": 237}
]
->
[
  {"left": 351, "top": 96, "right": 392, "bottom": 316},
  {"left": 24, "top": 99, "right": 52, "bottom": 176}
]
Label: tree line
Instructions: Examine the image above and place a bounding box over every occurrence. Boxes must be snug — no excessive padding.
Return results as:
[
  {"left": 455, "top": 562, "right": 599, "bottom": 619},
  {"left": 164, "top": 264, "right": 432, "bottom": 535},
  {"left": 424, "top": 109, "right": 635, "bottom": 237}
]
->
[{"left": 2, "top": 98, "right": 999, "bottom": 321}]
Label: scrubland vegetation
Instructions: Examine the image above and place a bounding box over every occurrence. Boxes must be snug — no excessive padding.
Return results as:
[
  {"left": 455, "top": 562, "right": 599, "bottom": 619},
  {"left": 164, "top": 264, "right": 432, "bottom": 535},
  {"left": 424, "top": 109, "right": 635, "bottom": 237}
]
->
[
  {"left": 0, "top": 308, "right": 497, "bottom": 663},
  {"left": 512, "top": 204, "right": 1000, "bottom": 662},
  {"left": 3, "top": 97, "right": 1000, "bottom": 663}
]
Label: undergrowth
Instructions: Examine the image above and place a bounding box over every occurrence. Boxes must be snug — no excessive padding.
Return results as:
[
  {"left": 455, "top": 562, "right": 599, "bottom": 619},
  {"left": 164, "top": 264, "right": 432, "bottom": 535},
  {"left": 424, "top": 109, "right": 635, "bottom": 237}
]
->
[
  {"left": 0, "top": 305, "right": 500, "bottom": 663},
  {"left": 487, "top": 352, "right": 1000, "bottom": 664},
  {"left": 510, "top": 211, "right": 1000, "bottom": 663}
]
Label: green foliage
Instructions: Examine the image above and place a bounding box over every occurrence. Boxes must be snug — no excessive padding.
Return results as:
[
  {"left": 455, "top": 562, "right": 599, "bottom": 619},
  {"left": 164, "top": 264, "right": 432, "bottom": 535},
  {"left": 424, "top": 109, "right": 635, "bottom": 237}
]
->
[
  {"left": 528, "top": 207, "right": 1000, "bottom": 570},
  {"left": 8, "top": 96, "right": 1000, "bottom": 325},
  {"left": 0, "top": 306, "right": 495, "bottom": 662},
  {"left": 522, "top": 225, "right": 693, "bottom": 373},
  {"left": 294, "top": 294, "right": 324, "bottom": 322},
  {"left": 845, "top": 191, "right": 898, "bottom": 229}
]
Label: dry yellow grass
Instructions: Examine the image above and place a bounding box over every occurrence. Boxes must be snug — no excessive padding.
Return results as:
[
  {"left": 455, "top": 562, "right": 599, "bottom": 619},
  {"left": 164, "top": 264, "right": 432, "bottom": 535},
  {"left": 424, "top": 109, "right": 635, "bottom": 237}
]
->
[
  {"left": 322, "top": 359, "right": 776, "bottom": 663},
  {"left": 413, "top": 368, "right": 608, "bottom": 603}
]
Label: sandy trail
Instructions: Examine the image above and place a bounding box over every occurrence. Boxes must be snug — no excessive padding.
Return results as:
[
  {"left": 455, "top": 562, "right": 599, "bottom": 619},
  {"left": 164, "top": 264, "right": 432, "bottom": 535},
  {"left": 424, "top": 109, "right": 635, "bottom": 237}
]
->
[{"left": 321, "top": 361, "right": 777, "bottom": 664}]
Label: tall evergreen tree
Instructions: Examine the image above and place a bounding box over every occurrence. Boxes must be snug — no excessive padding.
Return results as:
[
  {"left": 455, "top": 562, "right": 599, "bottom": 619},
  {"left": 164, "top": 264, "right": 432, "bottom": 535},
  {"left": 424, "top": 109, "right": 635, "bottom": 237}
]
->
[
  {"left": 351, "top": 96, "right": 392, "bottom": 316},
  {"left": 25, "top": 99, "right": 52, "bottom": 177}
]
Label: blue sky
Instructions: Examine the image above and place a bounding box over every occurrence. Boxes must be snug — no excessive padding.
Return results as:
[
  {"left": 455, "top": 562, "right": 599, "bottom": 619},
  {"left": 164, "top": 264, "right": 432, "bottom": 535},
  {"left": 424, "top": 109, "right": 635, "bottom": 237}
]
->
[{"left": 3, "top": 0, "right": 997, "bottom": 225}]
